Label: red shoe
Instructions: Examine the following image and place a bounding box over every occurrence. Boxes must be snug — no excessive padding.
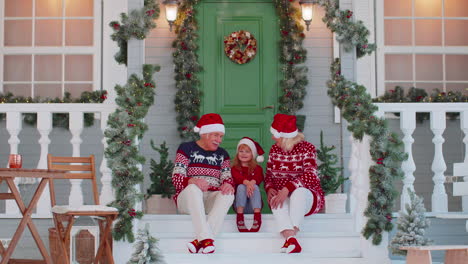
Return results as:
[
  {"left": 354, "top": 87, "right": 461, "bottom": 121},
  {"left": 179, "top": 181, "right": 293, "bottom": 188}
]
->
[
  {"left": 249, "top": 212, "right": 262, "bottom": 232},
  {"left": 236, "top": 213, "right": 248, "bottom": 232},
  {"left": 280, "top": 239, "right": 289, "bottom": 253},
  {"left": 285, "top": 236, "right": 302, "bottom": 253},
  {"left": 200, "top": 239, "right": 215, "bottom": 254},
  {"left": 187, "top": 239, "right": 200, "bottom": 254}
]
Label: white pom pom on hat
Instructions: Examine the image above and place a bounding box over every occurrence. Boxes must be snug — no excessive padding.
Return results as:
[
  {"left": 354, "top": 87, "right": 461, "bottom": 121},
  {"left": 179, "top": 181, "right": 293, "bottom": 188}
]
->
[
  {"left": 193, "top": 113, "right": 225, "bottom": 135},
  {"left": 237, "top": 137, "right": 265, "bottom": 163}
]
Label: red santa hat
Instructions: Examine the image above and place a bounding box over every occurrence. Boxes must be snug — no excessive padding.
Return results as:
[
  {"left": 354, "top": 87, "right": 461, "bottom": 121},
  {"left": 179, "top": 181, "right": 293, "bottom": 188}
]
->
[
  {"left": 194, "top": 113, "right": 225, "bottom": 135},
  {"left": 270, "top": 113, "right": 298, "bottom": 139},
  {"left": 237, "top": 137, "right": 265, "bottom": 163}
]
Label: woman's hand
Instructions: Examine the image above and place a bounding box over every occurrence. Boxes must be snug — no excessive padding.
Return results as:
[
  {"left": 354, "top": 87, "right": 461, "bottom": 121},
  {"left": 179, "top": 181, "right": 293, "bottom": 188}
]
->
[
  {"left": 267, "top": 188, "right": 278, "bottom": 204},
  {"left": 270, "top": 187, "right": 289, "bottom": 209}
]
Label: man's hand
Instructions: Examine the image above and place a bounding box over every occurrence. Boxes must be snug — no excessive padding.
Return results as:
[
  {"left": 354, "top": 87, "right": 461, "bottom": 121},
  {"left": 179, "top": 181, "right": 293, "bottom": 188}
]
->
[
  {"left": 270, "top": 187, "right": 289, "bottom": 209},
  {"left": 189, "top": 178, "right": 209, "bottom": 192},
  {"left": 220, "top": 183, "right": 234, "bottom": 195},
  {"left": 267, "top": 188, "right": 278, "bottom": 204}
]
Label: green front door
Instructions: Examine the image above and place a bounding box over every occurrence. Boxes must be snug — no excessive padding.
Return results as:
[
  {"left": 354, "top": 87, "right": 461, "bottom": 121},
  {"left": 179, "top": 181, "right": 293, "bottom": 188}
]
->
[{"left": 198, "top": 0, "right": 279, "bottom": 158}]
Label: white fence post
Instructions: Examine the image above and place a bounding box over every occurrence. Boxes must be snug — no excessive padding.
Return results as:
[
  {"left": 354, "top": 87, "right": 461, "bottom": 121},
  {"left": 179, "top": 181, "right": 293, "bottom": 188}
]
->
[
  {"left": 400, "top": 111, "right": 416, "bottom": 211},
  {"left": 430, "top": 111, "right": 448, "bottom": 213},
  {"left": 69, "top": 112, "right": 84, "bottom": 207},
  {"left": 35, "top": 112, "right": 53, "bottom": 218},
  {"left": 99, "top": 111, "right": 114, "bottom": 205},
  {"left": 5, "top": 112, "right": 21, "bottom": 216}
]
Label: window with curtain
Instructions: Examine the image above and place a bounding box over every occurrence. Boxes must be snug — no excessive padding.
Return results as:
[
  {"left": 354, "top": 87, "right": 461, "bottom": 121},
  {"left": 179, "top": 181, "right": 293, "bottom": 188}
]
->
[
  {"left": 1, "top": 0, "right": 99, "bottom": 98},
  {"left": 377, "top": 0, "right": 468, "bottom": 95}
]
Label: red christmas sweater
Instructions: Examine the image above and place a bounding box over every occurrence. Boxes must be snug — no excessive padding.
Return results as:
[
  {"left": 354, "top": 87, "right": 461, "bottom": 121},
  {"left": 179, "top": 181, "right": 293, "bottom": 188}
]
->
[
  {"left": 264, "top": 141, "right": 324, "bottom": 215},
  {"left": 231, "top": 165, "right": 264, "bottom": 187},
  {"left": 171, "top": 141, "right": 234, "bottom": 204}
]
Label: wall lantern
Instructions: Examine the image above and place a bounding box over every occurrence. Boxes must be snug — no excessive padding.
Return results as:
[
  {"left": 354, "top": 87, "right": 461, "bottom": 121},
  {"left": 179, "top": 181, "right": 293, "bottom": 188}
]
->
[
  {"left": 299, "top": 0, "right": 315, "bottom": 31},
  {"left": 163, "top": 0, "right": 179, "bottom": 32}
]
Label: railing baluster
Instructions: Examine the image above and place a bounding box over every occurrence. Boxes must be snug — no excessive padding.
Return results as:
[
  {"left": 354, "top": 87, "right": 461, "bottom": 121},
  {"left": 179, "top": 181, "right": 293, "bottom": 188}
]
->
[
  {"left": 5, "top": 112, "right": 22, "bottom": 216},
  {"left": 430, "top": 111, "right": 448, "bottom": 213},
  {"left": 460, "top": 111, "right": 468, "bottom": 212},
  {"left": 400, "top": 111, "right": 416, "bottom": 211},
  {"left": 99, "top": 111, "right": 114, "bottom": 205},
  {"left": 69, "top": 112, "right": 84, "bottom": 207},
  {"left": 35, "top": 112, "right": 53, "bottom": 218}
]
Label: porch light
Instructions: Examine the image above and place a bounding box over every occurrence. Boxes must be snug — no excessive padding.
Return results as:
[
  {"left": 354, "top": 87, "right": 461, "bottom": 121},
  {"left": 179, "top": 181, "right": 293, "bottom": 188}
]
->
[
  {"left": 163, "top": 0, "right": 179, "bottom": 32},
  {"left": 299, "top": 0, "right": 315, "bottom": 31}
]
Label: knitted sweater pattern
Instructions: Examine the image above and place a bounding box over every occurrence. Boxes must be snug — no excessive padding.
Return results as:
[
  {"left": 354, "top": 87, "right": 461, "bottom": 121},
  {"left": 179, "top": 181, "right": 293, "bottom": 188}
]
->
[
  {"left": 265, "top": 141, "right": 324, "bottom": 215},
  {"left": 172, "top": 141, "right": 234, "bottom": 202}
]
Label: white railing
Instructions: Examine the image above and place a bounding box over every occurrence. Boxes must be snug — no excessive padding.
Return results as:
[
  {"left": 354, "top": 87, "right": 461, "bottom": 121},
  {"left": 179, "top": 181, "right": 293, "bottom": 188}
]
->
[
  {"left": 0, "top": 103, "right": 116, "bottom": 218},
  {"left": 367, "top": 103, "right": 468, "bottom": 214}
]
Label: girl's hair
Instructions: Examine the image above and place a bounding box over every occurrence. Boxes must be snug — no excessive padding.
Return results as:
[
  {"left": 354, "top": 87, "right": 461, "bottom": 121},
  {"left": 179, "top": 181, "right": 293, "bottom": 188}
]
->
[
  {"left": 232, "top": 144, "right": 258, "bottom": 173},
  {"left": 278, "top": 132, "right": 305, "bottom": 152}
]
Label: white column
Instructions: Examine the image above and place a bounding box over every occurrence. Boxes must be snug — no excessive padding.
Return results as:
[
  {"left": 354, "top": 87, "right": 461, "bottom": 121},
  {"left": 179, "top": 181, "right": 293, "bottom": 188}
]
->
[
  {"left": 400, "top": 111, "right": 416, "bottom": 211},
  {"left": 69, "top": 112, "right": 84, "bottom": 207},
  {"left": 430, "top": 111, "right": 448, "bottom": 213},
  {"left": 5, "top": 112, "right": 21, "bottom": 216},
  {"left": 99, "top": 111, "right": 114, "bottom": 205},
  {"left": 460, "top": 111, "right": 468, "bottom": 212},
  {"left": 35, "top": 112, "right": 53, "bottom": 218}
]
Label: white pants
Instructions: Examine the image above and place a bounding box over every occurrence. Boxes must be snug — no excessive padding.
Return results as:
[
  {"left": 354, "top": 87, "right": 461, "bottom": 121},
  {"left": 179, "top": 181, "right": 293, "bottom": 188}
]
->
[
  {"left": 177, "top": 184, "right": 234, "bottom": 240},
  {"left": 271, "top": 187, "right": 313, "bottom": 233}
]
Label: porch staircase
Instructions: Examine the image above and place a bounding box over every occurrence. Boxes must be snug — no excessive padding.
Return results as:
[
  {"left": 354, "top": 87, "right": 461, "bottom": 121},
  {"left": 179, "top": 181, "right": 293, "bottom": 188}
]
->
[{"left": 134, "top": 213, "right": 371, "bottom": 264}]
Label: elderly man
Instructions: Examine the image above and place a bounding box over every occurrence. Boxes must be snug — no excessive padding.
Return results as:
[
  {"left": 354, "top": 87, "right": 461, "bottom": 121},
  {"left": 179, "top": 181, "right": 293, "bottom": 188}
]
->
[{"left": 172, "top": 113, "right": 235, "bottom": 254}]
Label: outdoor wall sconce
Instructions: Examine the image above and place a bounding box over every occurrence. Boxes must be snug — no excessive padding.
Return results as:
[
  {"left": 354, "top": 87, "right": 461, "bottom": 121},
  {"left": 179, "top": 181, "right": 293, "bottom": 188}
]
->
[
  {"left": 299, "top": 0, "right": 315, "bottom": 31},
  {"left": 163, "top": 0, "right": 179, "bottom": 32}
]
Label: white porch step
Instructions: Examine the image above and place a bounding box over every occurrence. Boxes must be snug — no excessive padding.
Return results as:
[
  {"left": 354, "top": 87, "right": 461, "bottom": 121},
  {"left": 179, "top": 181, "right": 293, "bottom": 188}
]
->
[
  {"left": 153, "top": 232, "right": 362, "bottom": 255},
  {"left": 139, "top": 214, "right": 363, "bottom": 258},
  {"left": 141, "top": 213, "right": 355, "bottom": 233},
  {"left": 162, "top": 253, "right": 367, "bottom": 264}
]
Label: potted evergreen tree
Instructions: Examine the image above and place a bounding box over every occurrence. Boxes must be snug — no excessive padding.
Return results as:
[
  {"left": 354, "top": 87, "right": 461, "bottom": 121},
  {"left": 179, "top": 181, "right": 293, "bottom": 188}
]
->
[
  {"left": 145, "top": 141, "right": 177, "bottom": 214},
  {"left": 317, "top": 131, "right": 348, "bottom": 213}
]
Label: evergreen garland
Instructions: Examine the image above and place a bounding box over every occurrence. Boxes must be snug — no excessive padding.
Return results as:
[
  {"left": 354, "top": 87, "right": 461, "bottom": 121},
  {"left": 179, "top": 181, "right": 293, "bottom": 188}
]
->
[
  {"left": 317, "top": 130, "right": 347, "bottom": 195},
  {"left": 172, "top": 0, "right": 203, "bottom": 141},
  {"left": 389, "top": 189, "right": 432, "bottom": 256},
  {"left": 128, "top": 224, "right": 166, "bottom": 264},
  {"left": 105, "top": 64, "right": 160, "bottom": 242},
  {"left": 110, "top": 0, "right": 160, "bottom": 65},
  {"left": 274, "top": 0, "right": 308, "bottom": 114},
  {"left": 327, "top": 59, "right": 407, "bottom": 245},
  {"left": 147, "top": 141, "right": 175, "bottom": 198},
  {"left": 316, "top": 0, "right": 376, "bottom": 58},
  {"left": 0, "top": 90, "right": 107, "bottom": 128}
]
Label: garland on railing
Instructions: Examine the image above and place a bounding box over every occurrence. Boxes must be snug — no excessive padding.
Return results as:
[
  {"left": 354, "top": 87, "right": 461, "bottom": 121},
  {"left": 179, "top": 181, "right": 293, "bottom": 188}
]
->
[
  {"left": 172, "top": 0, "right": 202, "bottom": 141},
  {"left": 316, "top": 0, "right": 376, "bottom": 58},
  {"left": 110, "top": 0, "right": 160, "bottom": 65},
  {"left": 327, "top": 59, "right": 407, "bottom": 245},
  {"left": 0, "top": 90, "right": 107, "bottom": 128},
  {"left": 374, "top": 86, "right": 468, "bottom": 122},
  {"left": 104, "top": 64, "right": 160, "bottom": 242},
  {"left": 274, "top": 0, "right": 308, "bottom": 114}
]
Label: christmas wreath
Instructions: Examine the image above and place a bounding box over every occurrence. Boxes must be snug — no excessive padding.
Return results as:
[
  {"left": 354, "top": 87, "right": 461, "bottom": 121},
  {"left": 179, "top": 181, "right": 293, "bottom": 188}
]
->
[{"left": 223, "top": 30, "right": 257, "bottom": 64}]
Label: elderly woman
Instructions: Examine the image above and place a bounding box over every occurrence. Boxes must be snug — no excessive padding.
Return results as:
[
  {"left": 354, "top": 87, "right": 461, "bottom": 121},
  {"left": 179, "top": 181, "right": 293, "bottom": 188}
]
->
[{"left": 265, "top": 113, "right": 324, "bottom": 254}]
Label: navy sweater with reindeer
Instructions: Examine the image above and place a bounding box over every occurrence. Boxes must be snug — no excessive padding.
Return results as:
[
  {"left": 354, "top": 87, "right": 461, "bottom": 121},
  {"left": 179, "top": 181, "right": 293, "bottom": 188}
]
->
[{"left": 172, "top": 141, "right": 234, "bottom": 204}]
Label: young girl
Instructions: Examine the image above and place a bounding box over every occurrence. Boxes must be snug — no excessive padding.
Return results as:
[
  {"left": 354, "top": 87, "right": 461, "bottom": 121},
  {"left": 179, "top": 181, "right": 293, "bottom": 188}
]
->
[{"left": 231, "top": 137, "right": 265, "bottom": 232}]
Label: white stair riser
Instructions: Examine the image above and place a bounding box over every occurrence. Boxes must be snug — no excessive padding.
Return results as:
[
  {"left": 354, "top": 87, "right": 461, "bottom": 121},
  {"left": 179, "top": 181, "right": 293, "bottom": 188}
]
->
[
  {"left": 162, "top": 254, "right": 367, "bottom": 264},
  {"left": 155, "top": 236, "right": 362, "bottom": 255},
  {"left": 141, "top": 216, "right": 355, "bottom": 233}
]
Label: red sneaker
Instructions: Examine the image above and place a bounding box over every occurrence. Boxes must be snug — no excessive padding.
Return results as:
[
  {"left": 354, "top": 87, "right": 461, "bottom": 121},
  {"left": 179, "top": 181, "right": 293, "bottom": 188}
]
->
[
  {"left": 187, "top": 239, "right": 200, "bottom": 254},
  {"left": 200, "top": 239, "right": 215, "bottom": 254},
  {"left": 236, "top": 213, "right": 248, "bottom": 232},
  {"left": 285, "top": 237, "right": 302, "bottom": 253},
  {"left": 249, "top": 212, "right": 262, "bottom": 232}
]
